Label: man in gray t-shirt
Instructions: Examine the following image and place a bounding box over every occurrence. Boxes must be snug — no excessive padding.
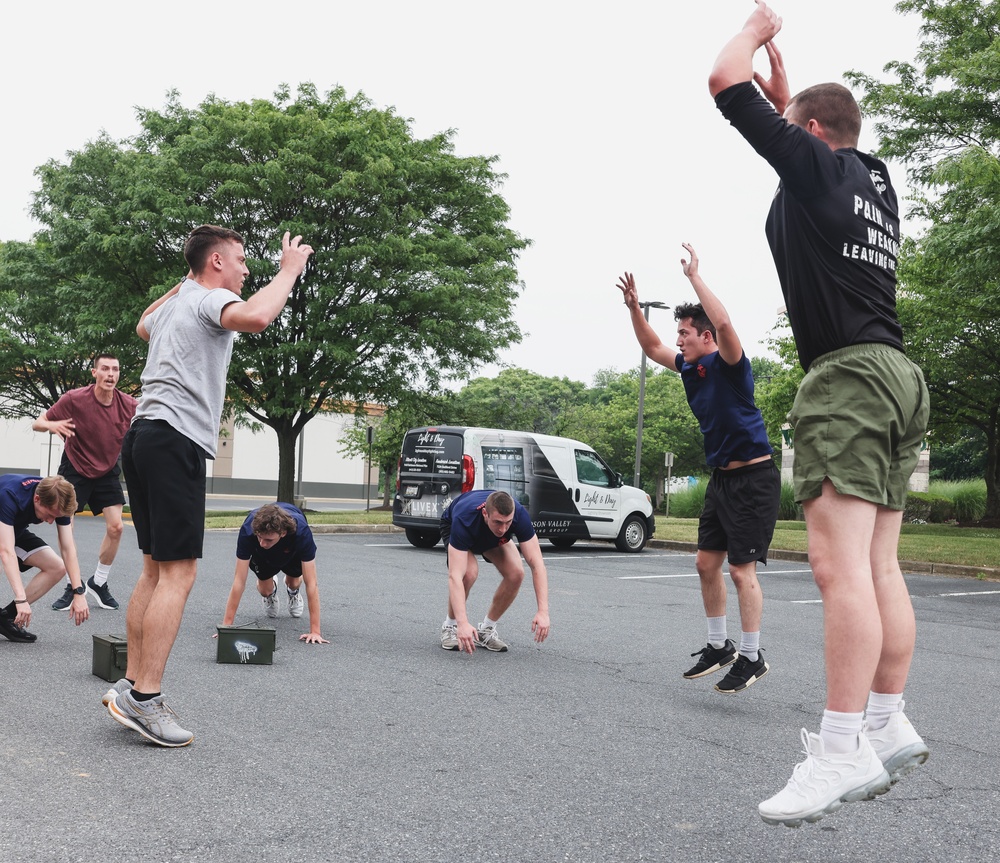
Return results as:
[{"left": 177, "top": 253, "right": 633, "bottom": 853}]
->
[{"left": 106, "top": 225, "right": 313, "bottom": 748}]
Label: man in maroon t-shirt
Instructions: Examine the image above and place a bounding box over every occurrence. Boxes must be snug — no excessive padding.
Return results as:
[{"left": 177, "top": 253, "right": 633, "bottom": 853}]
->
[{"left": 33, "top": 353, "right": 137, "bottom": 611}]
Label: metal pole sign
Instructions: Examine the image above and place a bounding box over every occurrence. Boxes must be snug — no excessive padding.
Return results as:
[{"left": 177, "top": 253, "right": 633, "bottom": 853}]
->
[
  {"left": 366, "top": 426, "right": 374, "bottom": 512},
  {"left": 664, "top": 452, "right": 674, "bottom": 516}
]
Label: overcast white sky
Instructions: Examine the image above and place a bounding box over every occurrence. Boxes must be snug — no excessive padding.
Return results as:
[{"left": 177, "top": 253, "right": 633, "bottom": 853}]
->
[{"left": 2, "top": 1, "right": 923, "bottom": 385}]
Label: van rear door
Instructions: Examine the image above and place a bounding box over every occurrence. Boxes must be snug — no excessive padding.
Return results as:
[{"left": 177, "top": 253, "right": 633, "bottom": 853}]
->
[{"left": 393, "top": 428, "right": 467, "bottom": 546}]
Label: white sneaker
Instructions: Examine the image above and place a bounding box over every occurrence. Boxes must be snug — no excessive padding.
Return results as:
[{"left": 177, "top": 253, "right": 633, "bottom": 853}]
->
[
  {"left": 477, "top": 624, "right": 509, "bottom": 652},
  {"left": 759, "top": 729, "right": 891, "bottom": 827},
  {"left": 287, "top": 589, "right": 304, "bottom": 618},
  {"left": 262, "top": 584, "right": 279, "bottom": 618},
  {"left": 440, "top": 624, "right": 459, "bottom": 650},
  {"left": 865, "top": 708, "right": 929, "bottom": 784}
]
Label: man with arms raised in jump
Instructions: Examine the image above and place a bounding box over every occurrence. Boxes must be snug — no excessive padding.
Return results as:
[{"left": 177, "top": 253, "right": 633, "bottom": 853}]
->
[
  {"left": 710, "top": 1, "right": 930, "bottom": 826},
  {"left": 619, "top": 243, "right": 780, "bottom": 694}
]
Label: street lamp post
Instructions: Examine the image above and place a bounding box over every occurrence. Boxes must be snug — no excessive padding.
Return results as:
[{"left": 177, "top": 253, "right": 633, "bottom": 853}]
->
[{"left": 633, "top": 300, "right": 669, "bottom": 488}]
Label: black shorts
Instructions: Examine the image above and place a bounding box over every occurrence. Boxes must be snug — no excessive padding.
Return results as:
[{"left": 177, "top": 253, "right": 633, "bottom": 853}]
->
[
  {"left": 698, "top": 460, "right": 781, "bottom": 566},
  {"left": 58, "top": 454, "right": 126, "bottom": 516},
  {"left": 122, "top": 419, "right": 207, "bottom": 562},
  {"left": 13, "top": 530, "right": 49, "bottom": 573},
  {"left": 248, "top": 557, "right": 304, "bottom": 581}
]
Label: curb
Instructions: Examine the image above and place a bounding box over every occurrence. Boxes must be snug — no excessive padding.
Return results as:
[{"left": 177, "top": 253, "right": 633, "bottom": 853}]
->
[
  {"left": 646, "top": 538, "right": 1000, "bottom": 582},
  {"left": 310, "top": 524, "right": 404, "bottom": 535}
]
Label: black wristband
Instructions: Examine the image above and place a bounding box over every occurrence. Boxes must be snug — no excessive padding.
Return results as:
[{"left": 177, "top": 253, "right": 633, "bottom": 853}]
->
[{"left": 14, "top": 599, "right": 28, "bottom": 605}]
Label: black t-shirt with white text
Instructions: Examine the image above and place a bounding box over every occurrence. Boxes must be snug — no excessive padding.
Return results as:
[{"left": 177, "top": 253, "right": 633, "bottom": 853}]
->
[{"left": 716, "top": 82, "right": 904, "bottom": 371}]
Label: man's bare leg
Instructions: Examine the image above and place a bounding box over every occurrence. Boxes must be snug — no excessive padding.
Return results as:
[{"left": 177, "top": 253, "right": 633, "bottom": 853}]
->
[{"left": 132, "top": 558, "right": 197, "bottom": 693}]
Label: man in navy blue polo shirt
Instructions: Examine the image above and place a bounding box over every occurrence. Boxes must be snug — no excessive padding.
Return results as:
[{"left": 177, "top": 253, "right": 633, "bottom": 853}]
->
[
  {"left": 619, "top": 243, "right": 780, "bottom": 694},
  {"left": 439, "top": 489, "right": 550, "bottom": 653},
  {"left": 0, "top": 474, "right": 90, "bottom": 642},
  {"left": 219, "top": 502, "right": 327, "bottom": 644}
]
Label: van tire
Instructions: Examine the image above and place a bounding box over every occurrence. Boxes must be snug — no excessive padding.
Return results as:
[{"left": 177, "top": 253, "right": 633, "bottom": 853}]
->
[
  {"left": 405, "top": 528, "right": 441, "bottom": 549},
  {"left": 615, "top": 514, "right": 648, "bottom": 553},
  {"left": 548, "top": 537, "right": 577, "bottom": 549}
]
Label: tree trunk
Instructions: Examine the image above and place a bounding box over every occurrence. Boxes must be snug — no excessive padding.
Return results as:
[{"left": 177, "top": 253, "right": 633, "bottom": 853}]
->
[
  {"left": 275, "top": 420, "right": 298, "bottom": 504},
  {"left": 985, "top": 410, "right": 1000, "bottom": 522},
  {"left": 382, "top": 459, "right": 395, "bottom": 507}
]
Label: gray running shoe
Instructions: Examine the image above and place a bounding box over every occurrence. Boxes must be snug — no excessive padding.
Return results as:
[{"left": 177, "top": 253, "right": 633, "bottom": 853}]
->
[
  {"left": 477, "top": 624, "right": 509, "bottom": 652},
  {"left": 440, "top": 623, "right": 459, "bottom": 650},
  {"left": 102, "top": 677, "right": 132, "bottom": 707},
  {"left": 287, "top": 588, "right": 304, "bottom": 618},
  {"left": 262, "top": 583, "right": 279, "bottom": 618},
  {"left": 108, "top": 691, "right": 194, "bottom": 748}
]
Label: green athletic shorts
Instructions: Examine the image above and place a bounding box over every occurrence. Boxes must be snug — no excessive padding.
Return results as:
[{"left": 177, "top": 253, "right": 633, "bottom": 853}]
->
[{"left": 787, "top": 343, "right": 929, "bottom": 509}]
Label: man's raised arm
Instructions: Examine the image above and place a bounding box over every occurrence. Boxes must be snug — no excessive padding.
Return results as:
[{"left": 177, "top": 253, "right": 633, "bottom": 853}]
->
[{"left": 709, "top": 0, "right": 782, "bottom": 98}]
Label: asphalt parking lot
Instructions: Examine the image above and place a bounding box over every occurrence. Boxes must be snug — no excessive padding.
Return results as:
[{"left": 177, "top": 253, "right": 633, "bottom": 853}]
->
[{"left": 2, "top": 517, "right": 998, "bottom": 863}]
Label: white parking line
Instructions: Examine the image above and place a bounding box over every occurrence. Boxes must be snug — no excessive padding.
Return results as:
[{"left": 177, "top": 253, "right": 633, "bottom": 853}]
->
[
  {"left": 619, "top": 573, "right": 700, "bottom": 580},
  {"left": 620, "top": 567, "right": 815, "bottom": 580},
  {"left": 793, "top": 589, "right": 1000, "bottom": 604}
]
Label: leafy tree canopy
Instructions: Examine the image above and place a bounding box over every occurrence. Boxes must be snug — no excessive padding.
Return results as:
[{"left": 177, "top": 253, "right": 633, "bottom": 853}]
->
[{"left": 5, "top": 83, "right": 529, "bottom": 500}]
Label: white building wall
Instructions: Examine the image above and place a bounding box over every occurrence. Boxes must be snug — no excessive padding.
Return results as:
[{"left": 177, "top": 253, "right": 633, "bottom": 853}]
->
[{"left": 0, "top": 410, "right": 374, "bottom": 499}]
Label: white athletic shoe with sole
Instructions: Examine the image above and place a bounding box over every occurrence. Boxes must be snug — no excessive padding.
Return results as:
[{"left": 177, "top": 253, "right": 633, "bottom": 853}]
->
[
  {"left": 759, "top": 729, "right": 891, "bottom": 827},
  {"left": 865, "top": 708, "right": 929, "bottom": 785}
]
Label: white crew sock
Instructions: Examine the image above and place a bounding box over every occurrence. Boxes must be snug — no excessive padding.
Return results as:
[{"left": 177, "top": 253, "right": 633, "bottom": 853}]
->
[
  {"left": 93, "top": 562, "right": 112, "bottom": 587},
  {"left": 739, "top": 631, "right": 760, "bottom": 662},
  {"left": 707, "top": 615, "right": 728, "bottom": 648},
  {"left": 820, "top": 709, "right": 865, "bottom": 754},
  {"left": 865, "top": 691, "right": 904, "bottom": 731}
]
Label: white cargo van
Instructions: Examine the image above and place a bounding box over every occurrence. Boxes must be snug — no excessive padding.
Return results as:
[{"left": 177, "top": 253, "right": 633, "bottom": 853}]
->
[{"left": 392, "top": 426, "right": 655, "bottom": 552}]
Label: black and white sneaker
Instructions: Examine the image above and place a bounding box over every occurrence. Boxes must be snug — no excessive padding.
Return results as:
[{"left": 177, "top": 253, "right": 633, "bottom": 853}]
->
[
  {"left": 87, "top": 577, "right": 120, "bottom": 610},
  {"left": 683, "top": 639, "right": 737, "bottom": 679},
  {"left": 51, "top": 584, "right": 75, "bottom": 611},
  {"left": 715, "top": 651, "right": 769, "bottom": 693}
]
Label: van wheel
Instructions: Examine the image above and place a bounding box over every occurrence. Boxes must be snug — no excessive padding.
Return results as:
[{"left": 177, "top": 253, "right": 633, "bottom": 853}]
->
[
  {"left": 405, "top": 528, "right": 440, "bottom": 549},
  {"left": 548, "top": 537, "right": 577, "bottom": 549},
  {"left": 615, "top": 514, "right": 648, "bottom": 553}
]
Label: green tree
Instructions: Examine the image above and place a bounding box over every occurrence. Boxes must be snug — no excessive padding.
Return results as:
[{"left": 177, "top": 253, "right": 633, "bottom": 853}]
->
[
  {"left": 753, "top": 330, "right": 803, "bottom": 456},
  {"left": 16, "top": 84, "right": 528, "bottom": 501},
  {"left": 339, "top": 390, "right": 458, "bottom": 507},
  {"left": 847, "top": 0, "right": 1000, "bottom": 520},
  {"left": 929, "top": 426, "right": 988, "bottom": 480},
  {"left": 451, "top": 368, "right": 588, "bottom": 434},
  {"left": 0, "top": 240, "right": 137, "bottom": 418}
]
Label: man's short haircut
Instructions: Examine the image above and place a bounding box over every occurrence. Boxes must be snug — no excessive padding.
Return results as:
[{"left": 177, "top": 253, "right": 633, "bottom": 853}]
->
[
  {"left": 787, "top": 83, "right": 862, "bottom": 148},
  {"left": 184, "top": 225, "right": 245, "bottom": 274},
  {"left": 93, "top": 352, "right": 119, "bottom": 368},
  {"left": 674, "top": 302, "right": 717, "bottom": 340},
  {"left": 36, "top": 476, "right": 77, "bottom": 517},
  {"left": 484, "top": 491, "right": 515, "bottom": 517},
  {"left": 252, "top": 503, "right": 298, "bottom": 537}
]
